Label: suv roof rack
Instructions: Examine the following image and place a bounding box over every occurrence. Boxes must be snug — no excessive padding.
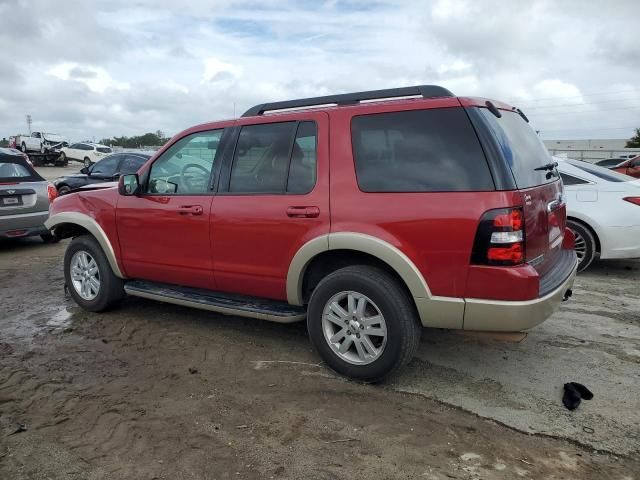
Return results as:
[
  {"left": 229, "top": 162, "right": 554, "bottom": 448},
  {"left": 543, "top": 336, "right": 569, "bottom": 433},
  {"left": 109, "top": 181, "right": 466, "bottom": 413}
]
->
[{"left": 241, "top": 85, "right": 454, "bottom": 117}]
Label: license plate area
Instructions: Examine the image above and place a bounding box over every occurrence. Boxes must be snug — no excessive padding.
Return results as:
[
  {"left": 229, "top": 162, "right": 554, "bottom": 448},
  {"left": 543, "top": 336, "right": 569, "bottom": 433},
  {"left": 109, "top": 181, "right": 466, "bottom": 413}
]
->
[{"left": 1, "top": 196, "right": 22, "bottom": 206}]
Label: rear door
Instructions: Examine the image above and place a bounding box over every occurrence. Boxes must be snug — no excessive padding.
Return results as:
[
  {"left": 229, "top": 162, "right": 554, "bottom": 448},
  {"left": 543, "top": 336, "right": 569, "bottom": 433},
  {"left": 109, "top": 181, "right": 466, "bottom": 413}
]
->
[
  {"left": 475, "top": 108, "right": 566, "bottom": 275},
  {"left": 211, "top": 113, "right": 329, "bottom": 301}
]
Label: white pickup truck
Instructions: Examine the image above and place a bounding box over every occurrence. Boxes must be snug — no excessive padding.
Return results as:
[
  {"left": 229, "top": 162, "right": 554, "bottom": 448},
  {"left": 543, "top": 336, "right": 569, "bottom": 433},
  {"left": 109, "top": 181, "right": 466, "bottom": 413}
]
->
[{"left": 15, "top": 132, "right": 67, "bottom": 154}]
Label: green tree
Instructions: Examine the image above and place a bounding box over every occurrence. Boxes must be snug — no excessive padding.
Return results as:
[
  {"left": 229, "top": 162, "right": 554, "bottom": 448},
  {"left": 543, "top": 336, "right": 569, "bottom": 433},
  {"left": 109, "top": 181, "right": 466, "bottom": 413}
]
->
[
  {"left": 99, "top": 132, "right": 170, "bottom": 148},
  {"left": 626, "top": 128, "right": 640, "bottom": 148}
]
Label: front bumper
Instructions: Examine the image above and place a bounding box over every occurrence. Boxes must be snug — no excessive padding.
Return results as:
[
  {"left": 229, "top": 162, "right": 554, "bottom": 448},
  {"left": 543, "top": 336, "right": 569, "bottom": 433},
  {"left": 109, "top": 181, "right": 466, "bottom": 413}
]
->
[
  {"left": 463, "top": 256, "right": 578, "bottom": 331},
  {"left": 0, "top": 211, "right": 49, "bottom": 239}
]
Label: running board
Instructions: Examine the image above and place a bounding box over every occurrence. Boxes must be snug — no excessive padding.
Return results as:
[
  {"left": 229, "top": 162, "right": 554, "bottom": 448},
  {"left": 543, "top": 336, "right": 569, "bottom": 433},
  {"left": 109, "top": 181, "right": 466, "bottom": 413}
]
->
[{"left": 124, "top": 280, "right": 306, "bottom": 323}]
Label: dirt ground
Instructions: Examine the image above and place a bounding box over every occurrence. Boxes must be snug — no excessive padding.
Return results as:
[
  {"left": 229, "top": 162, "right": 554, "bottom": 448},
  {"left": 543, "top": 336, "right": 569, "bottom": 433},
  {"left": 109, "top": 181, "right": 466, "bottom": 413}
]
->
[{"left": 1, "top": 238, "right": 639, "bottom": 480}]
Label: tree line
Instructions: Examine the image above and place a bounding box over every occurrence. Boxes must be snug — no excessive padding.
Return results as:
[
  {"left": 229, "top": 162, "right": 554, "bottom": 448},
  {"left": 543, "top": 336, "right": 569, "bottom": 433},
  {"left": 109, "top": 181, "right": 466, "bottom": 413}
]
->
[{"left": 98, "top": 131, "right": 170, "bottom": 148}]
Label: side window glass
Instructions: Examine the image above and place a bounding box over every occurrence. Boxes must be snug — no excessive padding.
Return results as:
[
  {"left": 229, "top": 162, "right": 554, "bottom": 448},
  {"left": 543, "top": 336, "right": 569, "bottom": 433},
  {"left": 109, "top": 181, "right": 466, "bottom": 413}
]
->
[
  {"left": 148, "top": 130, "right": 222, "bottom": 194},
  {"left": 229, "top": 122, "right": 297, "bottom": 193},
  {"left": 559, "top": 173, "right": 587, "bottom": 185},
  {"left": 286, "top": 122, "right": 317, "bottom": 194},
  {"left": 91, "top": 155, "right": 120, "bottom": 177},
  {"left": 120, "top": 155, "right": 147, "bottom": 174}
]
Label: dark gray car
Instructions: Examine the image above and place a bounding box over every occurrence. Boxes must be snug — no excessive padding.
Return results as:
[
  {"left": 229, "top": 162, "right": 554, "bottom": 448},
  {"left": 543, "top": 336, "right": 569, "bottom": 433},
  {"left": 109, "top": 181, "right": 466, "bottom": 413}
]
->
[{"left": 0, "top": 147, "right": 55, "bottom": 242}]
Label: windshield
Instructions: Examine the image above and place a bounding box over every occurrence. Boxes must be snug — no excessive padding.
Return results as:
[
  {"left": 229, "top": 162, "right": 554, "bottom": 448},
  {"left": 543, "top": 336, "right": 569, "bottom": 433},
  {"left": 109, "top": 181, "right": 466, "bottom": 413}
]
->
[
  {"left": 567, "top": 160, "right": 631, "bottom": 183},
  {"left": 0, "top": 158, "right": 43, "bottom": 182},
  {"left": 479, "top": 109, "right": 557, "bottom": 188}
]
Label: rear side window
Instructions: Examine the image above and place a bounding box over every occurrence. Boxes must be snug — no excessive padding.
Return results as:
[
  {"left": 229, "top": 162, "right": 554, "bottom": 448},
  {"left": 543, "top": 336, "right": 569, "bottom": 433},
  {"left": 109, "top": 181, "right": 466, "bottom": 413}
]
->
[
  {"left": 479, "top": 109, "right": 556, "bottom": 189},
  {"left": 568, "top": 160, "right": 628, "bottom": 182},
  {"left": 97, "top": 147, "right": 112, "bottom": 154},
  {"left": 559, "top": 173, "right": 589, "bottom": 185},
  {"left": 351, "top": 108, "right": 494, "bottom": 192},
  {"left": 0, "top": 159, "right": 42, "bottom": 182},
  {"left": 229, "top": 121, "right": 317, "bottom": 194}
]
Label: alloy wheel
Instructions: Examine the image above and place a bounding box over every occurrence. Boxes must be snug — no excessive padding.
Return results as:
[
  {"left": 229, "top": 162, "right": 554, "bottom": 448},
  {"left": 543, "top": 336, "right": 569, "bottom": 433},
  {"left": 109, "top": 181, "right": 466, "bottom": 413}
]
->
[
  {"left": 321, "top": 291, "right": 388, "bottom": 365},
  {"left": 70, "top": 250, "right": 101, "bottom": 301}
]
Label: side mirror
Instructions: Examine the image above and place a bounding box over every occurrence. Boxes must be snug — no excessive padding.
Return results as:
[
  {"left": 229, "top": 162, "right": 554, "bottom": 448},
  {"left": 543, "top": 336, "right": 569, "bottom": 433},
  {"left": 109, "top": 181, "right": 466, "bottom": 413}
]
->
[
  {"left": 119, "top": 174, "right": 140, "bottom": 196},
  {"left": 80, "top": 167, "right": 88, "bottom": 174}
]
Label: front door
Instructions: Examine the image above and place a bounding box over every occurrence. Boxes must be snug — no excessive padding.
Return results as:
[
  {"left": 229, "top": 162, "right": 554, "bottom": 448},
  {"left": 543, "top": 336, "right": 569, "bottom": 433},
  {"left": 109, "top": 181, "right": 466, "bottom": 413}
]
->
[
  {"left": 116, "top": 129, "right": 225, "bottom": 289},
  {"left": 212, "top": 113, "right": 330, "bottom": 301}
]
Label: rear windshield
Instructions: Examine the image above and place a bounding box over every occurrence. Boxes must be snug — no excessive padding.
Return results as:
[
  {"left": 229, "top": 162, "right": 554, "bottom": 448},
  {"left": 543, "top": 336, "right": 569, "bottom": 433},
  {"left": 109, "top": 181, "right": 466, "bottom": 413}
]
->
[
  {"left": 351, "top": 108, "right": 495, "bottom": 192},
  {"left": 479, "top": 109, "right": 556, "bottom": 189},
  {"left": 567, "top": 160, "right": 629, "bottom": 182},
  {"left": 97, "top": 147, "right": 112, "bottom": 153},
  {"left": 0, "top": 157, "right": 43, "bottom": 183}
]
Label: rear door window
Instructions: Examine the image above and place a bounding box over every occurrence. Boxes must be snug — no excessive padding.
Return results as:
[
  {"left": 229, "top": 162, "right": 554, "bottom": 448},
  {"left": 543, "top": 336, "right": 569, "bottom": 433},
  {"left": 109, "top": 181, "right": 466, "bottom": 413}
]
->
[
  {"left": 478, "top": 109, "right": 557, "bottom": 188},
  {"left": 559, "top": 173, "right": 589, "bottom": 185},
  {"left": 351, "top": 108, "right": 494, "bottom": 192}
]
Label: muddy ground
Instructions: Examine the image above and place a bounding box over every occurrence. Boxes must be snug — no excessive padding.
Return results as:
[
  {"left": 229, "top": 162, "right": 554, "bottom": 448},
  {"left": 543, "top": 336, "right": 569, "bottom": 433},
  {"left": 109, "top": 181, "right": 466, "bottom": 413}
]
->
[{"left": 1, "top": 238, "right": 639, "bottom": 479}]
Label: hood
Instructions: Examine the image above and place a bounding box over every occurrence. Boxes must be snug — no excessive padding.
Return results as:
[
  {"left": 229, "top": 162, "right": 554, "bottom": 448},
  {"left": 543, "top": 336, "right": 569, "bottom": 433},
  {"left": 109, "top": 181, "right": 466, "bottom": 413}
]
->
[{"left": 78, "top": 182, "right": 118, "bottom": 191}]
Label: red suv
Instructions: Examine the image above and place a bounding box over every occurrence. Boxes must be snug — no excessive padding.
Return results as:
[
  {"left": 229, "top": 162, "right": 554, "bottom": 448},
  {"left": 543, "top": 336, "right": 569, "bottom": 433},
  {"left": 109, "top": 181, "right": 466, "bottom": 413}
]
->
[{"left": 46, "top": 85, "right": 577, "bottom": 381}]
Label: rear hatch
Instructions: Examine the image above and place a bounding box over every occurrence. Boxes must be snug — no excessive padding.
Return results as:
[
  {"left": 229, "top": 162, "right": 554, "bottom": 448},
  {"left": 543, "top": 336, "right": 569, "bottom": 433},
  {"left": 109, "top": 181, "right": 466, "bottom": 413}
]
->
[
  {"left": 0, "top": 154, "right": 49, "bottom": 216},
  {"left": 475, "top": 108, "right": 567, "bottom": 278}
]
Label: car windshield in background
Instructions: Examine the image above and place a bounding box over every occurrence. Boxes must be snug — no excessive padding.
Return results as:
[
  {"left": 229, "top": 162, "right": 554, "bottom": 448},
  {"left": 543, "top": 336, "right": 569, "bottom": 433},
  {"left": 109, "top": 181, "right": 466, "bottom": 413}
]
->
[
  {"left": 567, "top": 160, "right": 629, "bottom": 182},
  {"left": 0, "top": 159, "right": 43, "bottom": 182},
  {"left": 97, "top": 147, "right": 112, "bottom": 154},
  {"left": 478, "top": 109, "right": 556, "bottom": 189}
]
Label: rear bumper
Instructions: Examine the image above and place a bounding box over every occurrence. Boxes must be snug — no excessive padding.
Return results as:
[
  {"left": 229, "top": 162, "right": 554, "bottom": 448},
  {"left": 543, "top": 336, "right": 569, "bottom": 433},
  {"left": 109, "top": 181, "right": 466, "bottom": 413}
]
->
[
  {"left": 0, "top": 211, "right": 49, "bottom": 238},
  {"left": 463, "top": 256, "right": 578, "bottom": 331}
]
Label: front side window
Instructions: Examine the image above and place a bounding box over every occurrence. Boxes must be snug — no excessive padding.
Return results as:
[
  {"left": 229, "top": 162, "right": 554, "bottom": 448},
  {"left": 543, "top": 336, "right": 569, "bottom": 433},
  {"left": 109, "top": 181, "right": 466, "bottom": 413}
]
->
[
  {"left": 120, "top": 155, "right": 148, "bottom": 175},
  {"left": 91, "top": 155, "right": 120, "bottom": 177},
  {"left": 229, "top": 122, "right": 297, "bottom": 193},
  {"left": 352, "top": 108, "right": 494, "bottom": 192},
  {"left": 148, "top": 130, "right": 222, "bottom": 194}
]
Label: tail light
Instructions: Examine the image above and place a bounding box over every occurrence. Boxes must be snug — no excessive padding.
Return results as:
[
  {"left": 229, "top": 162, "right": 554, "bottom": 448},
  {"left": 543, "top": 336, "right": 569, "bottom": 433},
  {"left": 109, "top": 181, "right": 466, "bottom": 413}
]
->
[
  {"left": 471, "top": 207, "right": 525, "bottom": 266},
  {"left": 47, "top": 183, "right": 58, "bottom": 203},
  {"left": 623, "top": 197, "right": 640, "bottom": 206}
]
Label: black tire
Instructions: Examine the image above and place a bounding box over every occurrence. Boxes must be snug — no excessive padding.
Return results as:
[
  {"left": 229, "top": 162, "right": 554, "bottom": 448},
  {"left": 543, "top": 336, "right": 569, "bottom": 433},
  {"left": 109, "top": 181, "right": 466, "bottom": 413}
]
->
[
  {"left": 307, "top": 265, "right": 421, "bottom": 382},
  {"left": 41, "top": 233, "right": 59, "bottom": 244},
  {"left": 58, "top": 185, "right": 71, "bottom": 195},
  {"left": 83, "top": 157, "right": 91, "bottom": 168},
  {"left": 64, "top": 235, "right": 125, "bottom": 312},
  {"left": 59, "top": 152, "right": 68, "bottom": 166},
  {"left": 21, "top": 142, "right": 27, "bottom": 153},
  {"left": 567, "top": 219, "right": 596, "bottom": 272}
]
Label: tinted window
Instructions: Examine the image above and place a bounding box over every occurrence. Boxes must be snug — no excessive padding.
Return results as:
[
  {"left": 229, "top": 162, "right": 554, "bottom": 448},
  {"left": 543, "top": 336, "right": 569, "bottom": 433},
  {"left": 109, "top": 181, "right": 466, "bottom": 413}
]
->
[
  {"left": 70, "top": 143, "right": 81, "bottom": 149},
  {"left": 148, "top": 130, "right": 222, "bottom": 194},
  {"left": 79, "top": 144, "right": 91, "bottom": 151},
  {"left": 479, "top": 109, "right": 557, "bottom": 188},
  {"left": 0, "top": 161, "right": 32, "bottom": 179},
  {"left": 568, "top": 160, "right": 628, "bottom": 182},
  {"left": 120, "top": 155, "right": 148, "bottom": 174},
  {"left": 230, "top": 122, "right": 298, "bottom": 193},
  {"left": 351, "top": 108, "right": 494, "bottom": 192},
  {"left": 97, "top": 147, "right": 112, "bottom": 154},
  {"left": 91, "top": 155, "right": 120, "bottom": 177},
  {"left": 287, "top": 122, "right": 317, "bottom": 194},
  {"left": 560, "top": 173, "right": 588, "bottom": 185}
]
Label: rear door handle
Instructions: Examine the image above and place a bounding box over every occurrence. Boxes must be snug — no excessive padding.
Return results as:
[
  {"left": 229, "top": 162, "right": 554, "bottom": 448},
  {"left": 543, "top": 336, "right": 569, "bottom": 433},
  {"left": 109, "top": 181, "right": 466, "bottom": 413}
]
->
[
  {"left": 177, "top": 205, "right": 203, "bottom": 216},
  {"left": 286, "top": 206, "right": 320, "bottom": 218}
]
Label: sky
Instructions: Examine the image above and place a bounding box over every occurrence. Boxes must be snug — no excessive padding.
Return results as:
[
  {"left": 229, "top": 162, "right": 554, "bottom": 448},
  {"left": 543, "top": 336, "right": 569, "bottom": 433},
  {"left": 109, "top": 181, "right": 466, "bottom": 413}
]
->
[{"left": 1, "top": 0, "right": 639, "bottom": 143}]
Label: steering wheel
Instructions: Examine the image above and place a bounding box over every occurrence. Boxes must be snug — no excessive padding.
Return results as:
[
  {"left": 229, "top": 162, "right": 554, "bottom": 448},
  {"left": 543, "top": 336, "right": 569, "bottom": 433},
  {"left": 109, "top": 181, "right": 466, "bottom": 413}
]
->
[{"left": 180, "top": 163, "right": 209, "bottom": 191}]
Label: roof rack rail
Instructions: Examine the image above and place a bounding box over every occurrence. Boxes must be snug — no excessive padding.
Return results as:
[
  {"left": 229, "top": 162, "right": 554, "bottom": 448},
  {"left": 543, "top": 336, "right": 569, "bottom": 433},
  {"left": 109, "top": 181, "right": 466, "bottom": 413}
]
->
[{"left": 241, "top": 85, "right": 454, "bottom": 117}]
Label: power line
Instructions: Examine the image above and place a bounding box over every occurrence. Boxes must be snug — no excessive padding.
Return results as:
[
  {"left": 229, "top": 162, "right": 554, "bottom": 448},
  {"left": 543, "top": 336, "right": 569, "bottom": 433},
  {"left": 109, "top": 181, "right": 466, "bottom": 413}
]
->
[{"left": 523, "top": 98, "right": 640, "bottom": 110}]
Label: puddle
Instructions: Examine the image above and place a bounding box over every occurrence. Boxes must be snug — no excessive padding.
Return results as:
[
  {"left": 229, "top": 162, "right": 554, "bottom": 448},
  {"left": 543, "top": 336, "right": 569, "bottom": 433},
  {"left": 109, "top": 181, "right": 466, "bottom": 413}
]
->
[{"left": 47, "top": 308, "right": 73, "bottom": 329}]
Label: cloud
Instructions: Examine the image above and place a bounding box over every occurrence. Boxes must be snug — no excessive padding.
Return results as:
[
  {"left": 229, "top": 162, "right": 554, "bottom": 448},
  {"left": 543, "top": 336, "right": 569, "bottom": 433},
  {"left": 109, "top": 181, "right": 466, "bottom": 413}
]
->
[{"left": 0, "top": 0, "right": 638, "bottom": 141}]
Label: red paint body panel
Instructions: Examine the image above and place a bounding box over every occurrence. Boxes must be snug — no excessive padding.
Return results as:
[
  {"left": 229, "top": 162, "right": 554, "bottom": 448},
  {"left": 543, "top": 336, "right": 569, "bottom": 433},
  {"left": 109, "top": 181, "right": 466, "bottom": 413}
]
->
[
  {"left": 211, "top": 111, "right": 330, "bottom": 300},
  {"left": 613, "top": 157, "right": 640, "bottom": 178}
]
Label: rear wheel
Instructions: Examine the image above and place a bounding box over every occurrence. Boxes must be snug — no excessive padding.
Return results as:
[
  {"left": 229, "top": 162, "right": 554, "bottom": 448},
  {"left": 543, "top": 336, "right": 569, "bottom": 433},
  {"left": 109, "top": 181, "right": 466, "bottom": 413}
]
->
[
  {"left": 307, "top": 265, "right": 421, "bottom": 382},
  {"left": 83, "top": 157, "right": 91, "bottom": 168},
  {"left": 21, "top": 142, "right": 27, "bottom": 153},
  {"left": 567, "top": 219, "right": 596, "bottom": 272},
  {"left": 57, "top": 185, "right": 71, "bottom": 195},
  {"left": 64, "top": 235, "right": 125, "bottom": 312},
  {"left": 59, "top": 152, "right": 68, "bottom": 166}
]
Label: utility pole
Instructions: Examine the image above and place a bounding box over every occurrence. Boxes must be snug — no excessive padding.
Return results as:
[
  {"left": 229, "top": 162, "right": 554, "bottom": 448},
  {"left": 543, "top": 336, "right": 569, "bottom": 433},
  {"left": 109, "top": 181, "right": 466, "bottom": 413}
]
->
[{"left": 26, "top": 115, "right": 32, "bottom": 134}]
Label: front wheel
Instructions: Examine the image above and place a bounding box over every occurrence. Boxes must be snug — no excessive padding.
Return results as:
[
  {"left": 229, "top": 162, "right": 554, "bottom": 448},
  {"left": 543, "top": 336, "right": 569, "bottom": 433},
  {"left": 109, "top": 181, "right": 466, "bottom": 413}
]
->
[
  {"left": 64, "top": 235, "right": 125, "bottom": 312},
  {"left": 307, "top": 265, "right": 421, "bottom": 382},
  {"left": 59, "top": 152, "right": 68, "bottom": 166},
  {"left": 21, "top": 142, "right": 27, "bottom": 153},
  {"left": 567, "top": 219, "right": 596, "bottom": 272},
  {"left": 83, "top": 157, "right": 91, "bottom": 168}
]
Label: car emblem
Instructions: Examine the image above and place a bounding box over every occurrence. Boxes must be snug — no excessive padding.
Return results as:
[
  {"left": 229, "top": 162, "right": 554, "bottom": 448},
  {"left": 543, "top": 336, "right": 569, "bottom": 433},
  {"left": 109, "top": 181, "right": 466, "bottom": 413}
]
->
[{"left": 7, "top": 190, "right": 15, "bottom": 194}]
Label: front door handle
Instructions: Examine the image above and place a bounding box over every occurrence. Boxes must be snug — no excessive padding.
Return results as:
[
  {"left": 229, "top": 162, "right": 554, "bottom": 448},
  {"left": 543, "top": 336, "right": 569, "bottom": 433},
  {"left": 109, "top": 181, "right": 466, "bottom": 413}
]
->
[
  {"left": 286, "top": 206, "right": 320, "bottom": 218},
  {"left": 177, "top": 205, "right": 203, "bottom": 216}
]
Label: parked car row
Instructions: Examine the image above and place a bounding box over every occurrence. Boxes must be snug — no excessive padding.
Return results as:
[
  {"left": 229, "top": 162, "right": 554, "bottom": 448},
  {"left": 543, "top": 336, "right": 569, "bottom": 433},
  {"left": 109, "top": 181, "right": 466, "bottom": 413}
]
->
[{"left": 594, "top": 155, "right": 640, "bottom": 178}]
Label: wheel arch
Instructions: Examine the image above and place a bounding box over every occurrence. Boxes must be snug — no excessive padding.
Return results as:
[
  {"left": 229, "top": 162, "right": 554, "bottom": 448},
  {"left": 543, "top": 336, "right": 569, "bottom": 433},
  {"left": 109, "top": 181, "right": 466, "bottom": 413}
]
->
[
  {"left": 45, "top": 212, "right": 125, "bottom": 278},
  {"left": 287, "top": 232, "right": 431, "bottom": 306},
  {"left": 567, "top": 215, "right": 601, "bottom": 254}
]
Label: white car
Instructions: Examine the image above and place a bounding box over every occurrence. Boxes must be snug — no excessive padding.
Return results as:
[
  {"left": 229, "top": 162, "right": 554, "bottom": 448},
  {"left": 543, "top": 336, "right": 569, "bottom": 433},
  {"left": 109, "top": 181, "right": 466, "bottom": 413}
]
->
[
  {"left": 556, "top": 157, "right": 640, "bottom": 271},
  {"left": 59, "top": 143, "right": 113, "bottom": 168}
]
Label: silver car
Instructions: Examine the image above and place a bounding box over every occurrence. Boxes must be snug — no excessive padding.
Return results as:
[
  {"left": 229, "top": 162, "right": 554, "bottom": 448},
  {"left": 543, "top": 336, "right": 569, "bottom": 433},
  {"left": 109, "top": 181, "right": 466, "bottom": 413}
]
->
[{"left": 0, "top": 147, "right": 56, "bottom": 242}]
